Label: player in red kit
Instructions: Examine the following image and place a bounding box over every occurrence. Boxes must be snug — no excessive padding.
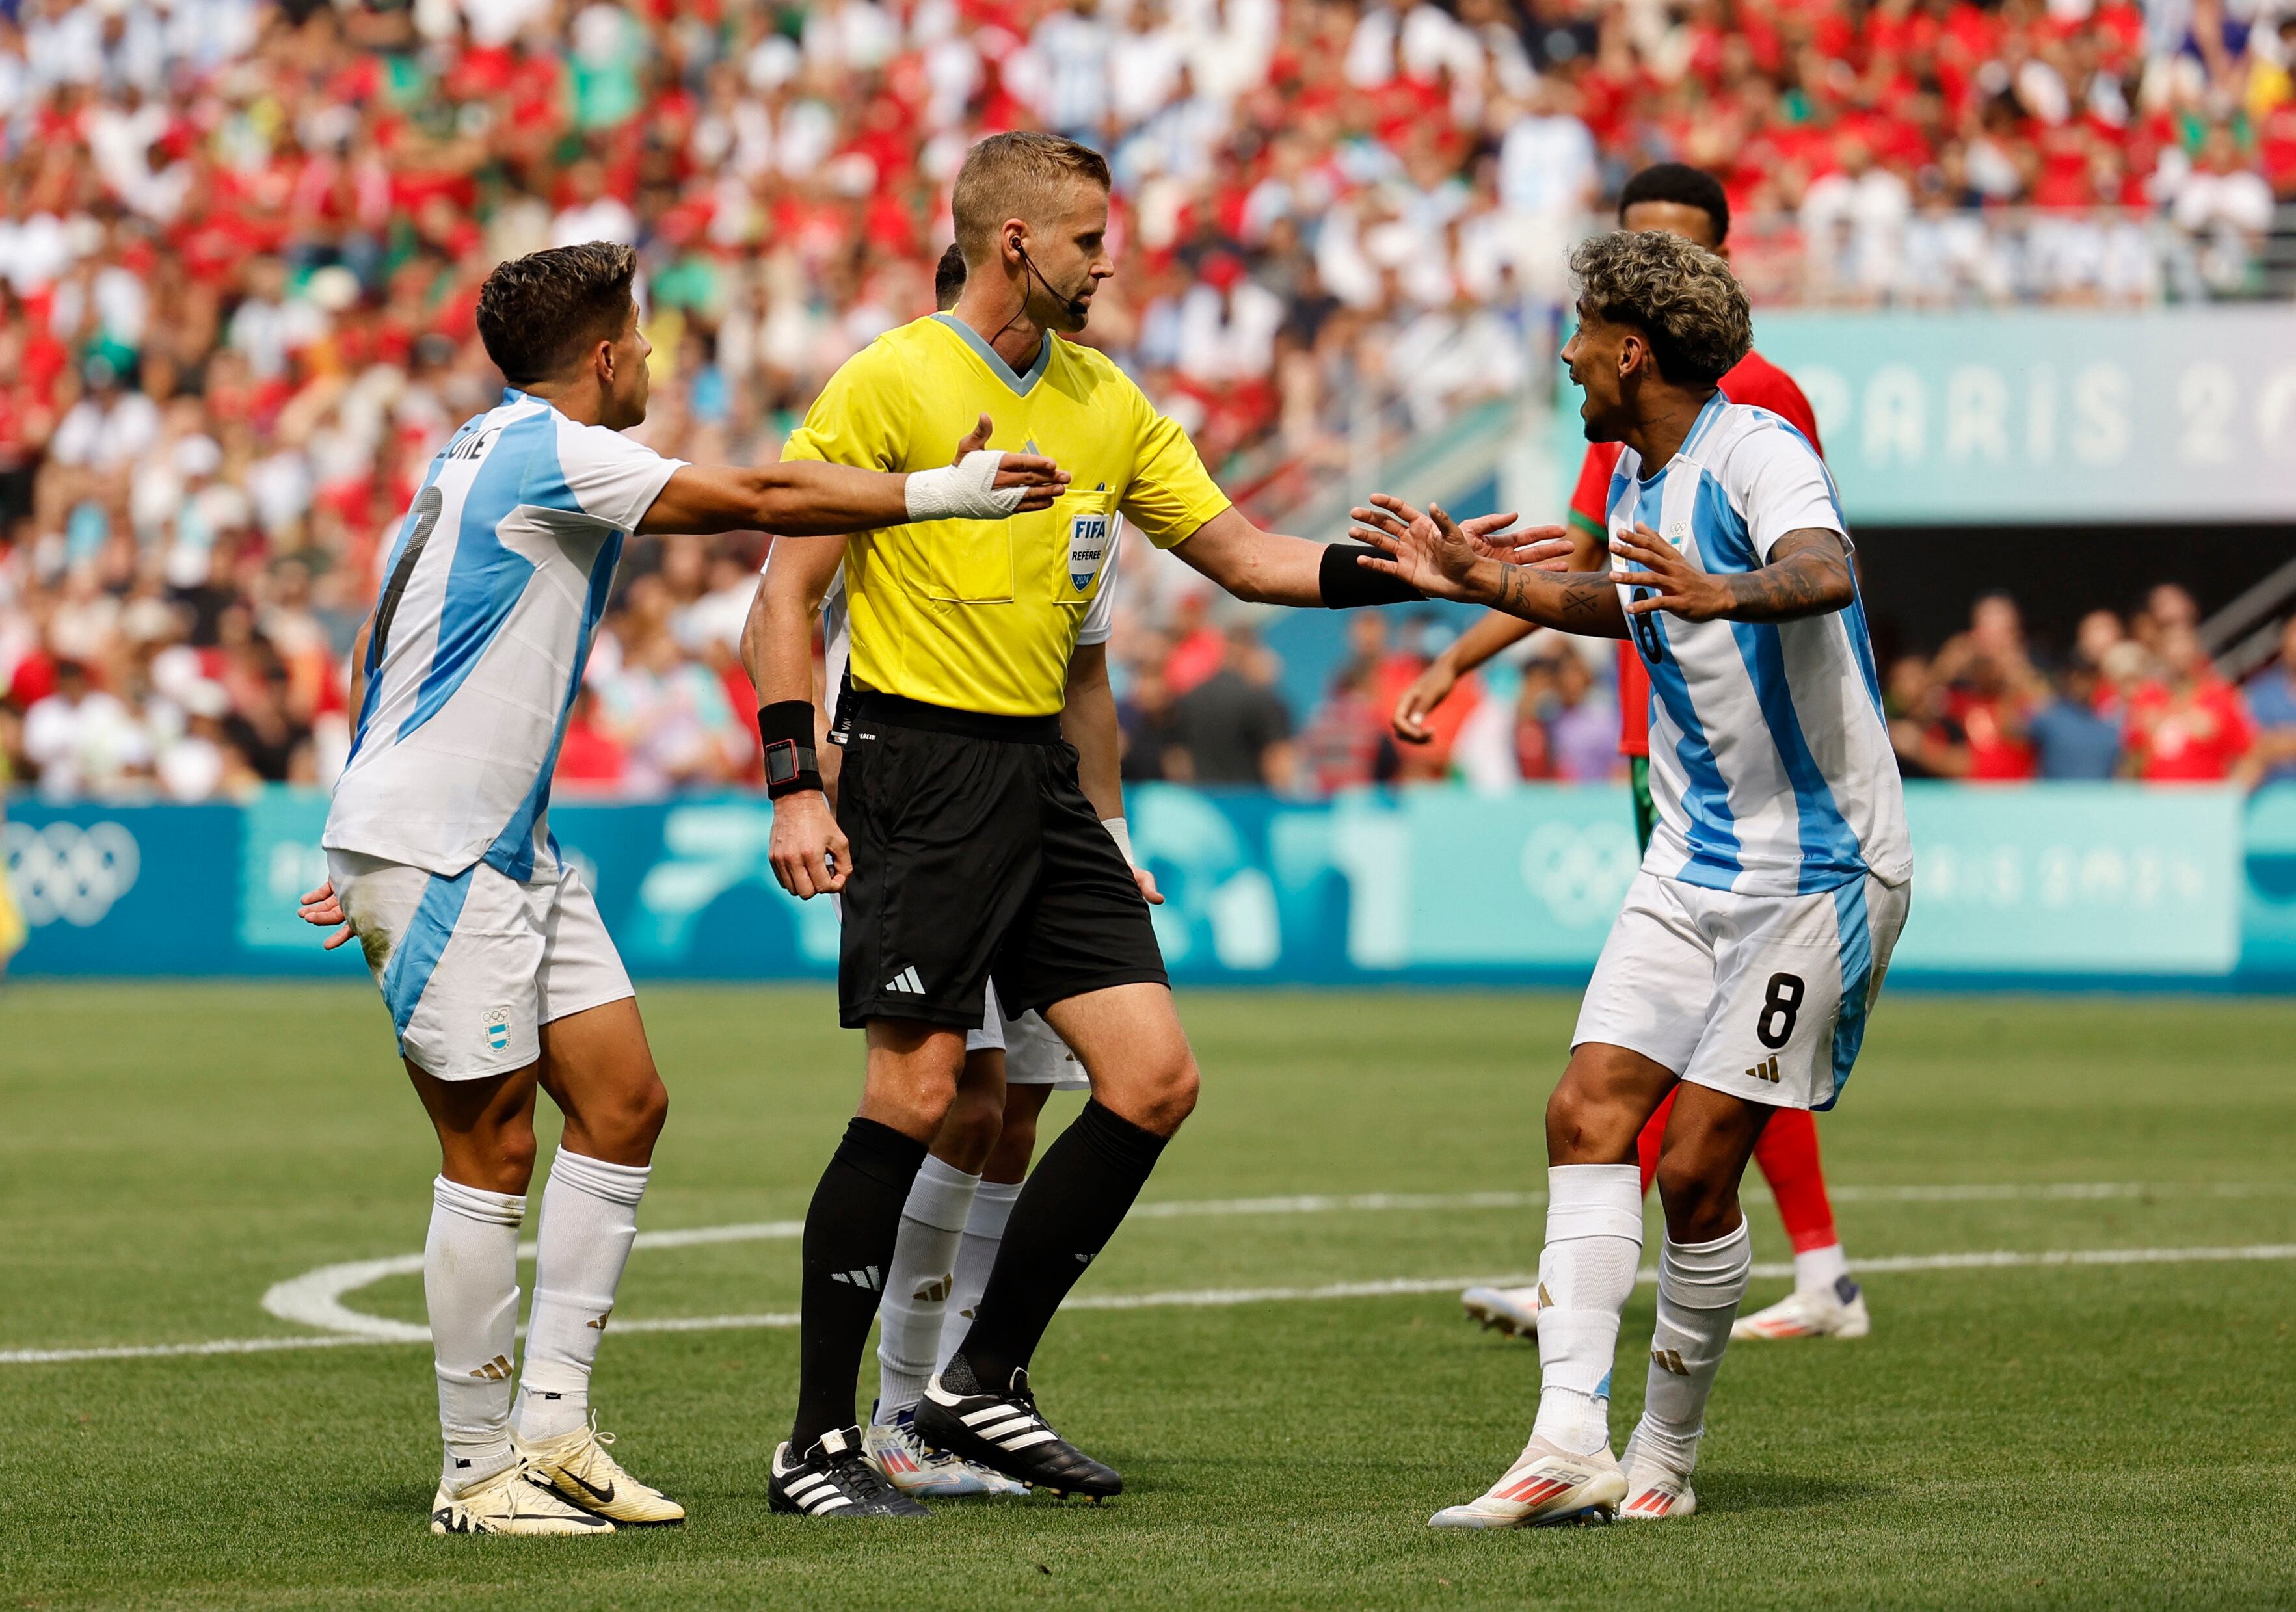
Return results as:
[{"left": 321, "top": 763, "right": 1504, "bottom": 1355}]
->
[{"left": 1395, "top": 165, "right": 1870, "bottom": 1344}]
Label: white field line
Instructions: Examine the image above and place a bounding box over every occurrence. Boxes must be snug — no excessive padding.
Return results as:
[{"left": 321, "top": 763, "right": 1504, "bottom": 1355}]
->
[
  {"left": 17, "top": 1241, "right": 2296, "bottom": 1365},
  {"left": 7, "top": 1213, "right": 2293, "bottom": 1366},
  {"left": 12, "top": 1244, "right": 2296, "bottom": 1365},
  {"left": 254, "top": 1179, "right": 2289, "bottom": 1343}
]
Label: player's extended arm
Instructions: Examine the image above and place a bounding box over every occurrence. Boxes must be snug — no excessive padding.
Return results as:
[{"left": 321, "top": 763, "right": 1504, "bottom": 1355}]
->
[
  {"left": 1061, "top": 642, "right": 1162, "bottom": 905},
  {"left": 1391, "top": 610, "right": 1537, "bottom": 745},
  {"left": 745, "top": 535, "right": 851, "bottom": 899},
  {"left": 636, "top": 448, "right": 1067, "bottom": 538},
  {"left": 1610, "top": 524, "right": 1854, "bottom": 622},
  {"left": 1351, "top": 495, "right": 1629, "bottom": 639},
  {"left": 1171, "top": 504, "right": 1534, "bottom": 611}
]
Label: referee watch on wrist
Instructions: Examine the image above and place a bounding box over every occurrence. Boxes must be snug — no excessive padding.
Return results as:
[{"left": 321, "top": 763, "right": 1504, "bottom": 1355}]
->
[{"left": 758, "top": 700, "right": 824, "bottom": 799}]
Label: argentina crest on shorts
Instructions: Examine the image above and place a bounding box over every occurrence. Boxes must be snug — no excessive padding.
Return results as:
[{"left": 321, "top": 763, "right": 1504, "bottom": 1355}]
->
[{"left": 484, "top": 1006, "right": 511, "bottom": 1053}]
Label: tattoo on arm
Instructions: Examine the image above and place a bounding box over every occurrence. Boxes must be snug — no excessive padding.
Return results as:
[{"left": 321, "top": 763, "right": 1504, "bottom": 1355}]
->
[
  {"left": 1723, "top": 531, "right": 1854, "bottom": 622},
  {"left": 1485, "top": 565, "right": 1628, "bottom": 637}
]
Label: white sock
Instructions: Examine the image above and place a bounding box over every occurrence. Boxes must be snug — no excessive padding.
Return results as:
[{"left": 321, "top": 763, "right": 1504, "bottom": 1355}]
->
[
  {"left": 875, "top": 1154, "right": 980, "bottom": 1416},
  {"left": 937, "top": 1176, "right": 1021, "bottom": 1373},
  {"left": 1635, "top": 1218, "right": 1754, "bottom": 1475},
  {"left": 516, "top": 1150, "right": 648, "bottom": 1443},
  {"left": 1530, "top": 1164, "right": 1644, "bottom": 1456},
  {"left": 426, "top": 1176, "right": 526, "bottom": 1492},
  {"left": 1793, "top": 1240, "right": 1850, "bottom": 1299}
]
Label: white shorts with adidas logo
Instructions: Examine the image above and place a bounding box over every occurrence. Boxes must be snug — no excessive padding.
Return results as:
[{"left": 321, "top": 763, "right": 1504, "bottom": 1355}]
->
[
  {"left": 1571, "top": 869, "right": 1910, "bottom": 1112},
  {"left": 328, "top": 849, "right": 633, "bottom": 1081}
]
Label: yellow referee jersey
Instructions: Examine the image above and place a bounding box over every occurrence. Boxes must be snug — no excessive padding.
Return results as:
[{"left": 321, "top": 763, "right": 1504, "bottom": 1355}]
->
[{"left": 782, "top": 313, "right": 1231, "bottom": 717}]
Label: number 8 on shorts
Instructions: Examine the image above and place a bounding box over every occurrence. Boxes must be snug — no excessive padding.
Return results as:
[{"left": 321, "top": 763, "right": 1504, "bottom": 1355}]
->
[{"left": 1572, "top": 869, "right": 1912, "bottom": 1112}]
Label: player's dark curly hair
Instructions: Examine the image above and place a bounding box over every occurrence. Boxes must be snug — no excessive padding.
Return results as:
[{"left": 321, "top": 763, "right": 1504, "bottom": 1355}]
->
[
  {"left": 1570, "top": 229, "right": 1752, "bottom": 388},
  {"left": 1618, "top": 161, "right": 1731, "bottom": 248},
  {"left": 475, "top": 242, "right": 638, "bottom": 385}
]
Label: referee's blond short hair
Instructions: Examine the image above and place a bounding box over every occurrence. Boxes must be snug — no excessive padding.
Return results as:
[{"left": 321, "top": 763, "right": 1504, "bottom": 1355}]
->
[{"left": 952, "top": 131, "right": 1112, "bottom": 271}]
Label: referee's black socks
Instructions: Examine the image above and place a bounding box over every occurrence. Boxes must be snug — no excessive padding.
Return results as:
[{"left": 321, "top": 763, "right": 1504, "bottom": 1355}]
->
[
  {"left": 952, "top": 1100, "right": 1169, "bottom": 1389},
  {"left": 790, "top": 1117, "right": 928, "bottom": 1450}
]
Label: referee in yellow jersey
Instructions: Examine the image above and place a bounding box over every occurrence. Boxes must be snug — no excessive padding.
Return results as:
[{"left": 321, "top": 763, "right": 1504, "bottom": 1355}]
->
[{"left": 746, "top": 131, "right": 1490, "bottom": 1515}]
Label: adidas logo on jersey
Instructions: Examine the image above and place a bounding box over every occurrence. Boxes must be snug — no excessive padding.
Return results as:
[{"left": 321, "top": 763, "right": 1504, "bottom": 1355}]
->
[
  {"left": 832, "top": 1267, "right": 883, "bottom": 1291},
  {"left": 1744, "top": 1055, "right": 1782, "bottom": 1083},
  {"left": 884, "top": 967, "right": 925, "bottom": 995}
]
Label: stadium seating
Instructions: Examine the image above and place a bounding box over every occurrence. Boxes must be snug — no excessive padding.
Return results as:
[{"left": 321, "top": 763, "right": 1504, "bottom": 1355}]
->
[{"left": 1, "top": 0, "right": 2291, "bottom": 802}]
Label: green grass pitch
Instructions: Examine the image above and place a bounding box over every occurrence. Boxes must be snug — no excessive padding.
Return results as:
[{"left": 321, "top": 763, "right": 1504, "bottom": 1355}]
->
[{"left": 3, "top": 983, "right": 2293, "bottom": 1609}]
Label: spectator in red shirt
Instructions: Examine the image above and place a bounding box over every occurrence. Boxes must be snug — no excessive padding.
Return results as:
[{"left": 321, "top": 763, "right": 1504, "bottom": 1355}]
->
[{"left": 2125, "top": 625, "right": 2256, "bottom": 782}]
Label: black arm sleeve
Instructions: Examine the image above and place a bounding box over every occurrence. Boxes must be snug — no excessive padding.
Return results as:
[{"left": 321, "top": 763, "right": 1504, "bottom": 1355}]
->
[{"left": 1318, "top": 542, "right": 1424, "bottom": 609}]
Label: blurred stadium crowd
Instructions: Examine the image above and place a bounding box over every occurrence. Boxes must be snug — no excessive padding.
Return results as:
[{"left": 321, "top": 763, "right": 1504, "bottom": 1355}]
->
[
  {"left": 1101, "top": 588, "right": 2296, "bottom": 793},
  {"left": 0, "top": 0, "right": 2293, "bottom": 802}
]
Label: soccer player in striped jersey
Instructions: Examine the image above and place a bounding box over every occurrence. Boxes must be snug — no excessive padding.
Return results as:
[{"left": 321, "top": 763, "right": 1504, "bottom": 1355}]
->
[
  {"left": 294, "top": 242, "right": 1063, "bottom": 1535},
  {"left": 1399, "top": 166, "right": 1871, "bottom": 1347},
  {"left": 1353, "top": 229, "right": 1910, "bottom": 1527}
]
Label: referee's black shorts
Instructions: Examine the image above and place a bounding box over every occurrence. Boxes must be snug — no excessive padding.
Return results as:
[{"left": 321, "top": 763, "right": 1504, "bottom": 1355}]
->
[{"left": 831, "top": 691, "right": 1167, "bottom": 1031}]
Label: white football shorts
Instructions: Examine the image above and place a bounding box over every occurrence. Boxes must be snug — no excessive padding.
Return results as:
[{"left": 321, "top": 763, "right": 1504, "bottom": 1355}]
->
[
  {"left": 968, "top": 981, "right": 1089, "bottom": 1090},
  {"left": 328, "top": 849, "right": 634, "bottom": 1081},
  {"left": 1572, "top": 869, "right": 1910, "bottom": 1111}
]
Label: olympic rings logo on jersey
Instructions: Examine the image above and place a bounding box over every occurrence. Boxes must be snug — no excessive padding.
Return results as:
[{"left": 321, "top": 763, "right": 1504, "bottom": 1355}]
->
[
  {"left": 2, "top": 821, "right": 142, "bottom": 929},
  {"left": 1519, "top": 821, "right": 1640, "bottom": 927}
]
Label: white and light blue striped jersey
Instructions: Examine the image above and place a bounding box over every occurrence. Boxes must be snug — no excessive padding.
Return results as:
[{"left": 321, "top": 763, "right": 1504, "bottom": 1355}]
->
[
  {"left": 1608, "top": 393, "right": 1910, "bottom": 899},
  {"left": 324, "top": 389, "right": 685, "bottom": 880}
]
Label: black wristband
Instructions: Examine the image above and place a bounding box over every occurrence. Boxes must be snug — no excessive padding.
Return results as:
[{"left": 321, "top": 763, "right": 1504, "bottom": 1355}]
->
[
  {"left": 757, "top": 700, "right": 823, "bottom": 799},
  {"left": 1318, "top": 542, "right": 1424, "bottom": 609}
]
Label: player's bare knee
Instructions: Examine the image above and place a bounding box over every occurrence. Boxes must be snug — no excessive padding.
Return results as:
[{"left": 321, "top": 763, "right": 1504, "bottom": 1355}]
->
[
  {"left": 1116, "top": 1048, "right": 1198, "bottom": 1137},
  {"left": 1654, "top": 1155, "right": 1736, "bottom": 1243},
  {"left": 455, "top": 1116, "right": 537, "bottom": 1195},
  {"left": 936, "top": 1081, "right": 1004, "bottom": 1170},
  {"left": 1545, "top": 1080, "right": 1631, "bottom": 1164},
  {"left": 622, "top": 1071, "right": 670, "bottom": 1152},
  {"left": 983, "top": 1115, "right": 1037, "bottom": 1181}
]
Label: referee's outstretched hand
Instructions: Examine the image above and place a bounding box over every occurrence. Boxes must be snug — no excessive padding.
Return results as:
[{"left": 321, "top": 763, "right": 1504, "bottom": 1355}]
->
[
  {"left": 769, "top": 789, "right": 850, "bottom": 900},
  {"left": 954, "top": 413, "right": 1069, "bottom": 513}
]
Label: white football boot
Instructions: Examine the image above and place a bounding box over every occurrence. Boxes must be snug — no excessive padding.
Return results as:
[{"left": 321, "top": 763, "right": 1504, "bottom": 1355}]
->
[
  {"left": 1733, "top": 1277, "right": 1870, "bottom": 1340},
  {"left": 429, "top": 1460, "right": 614, "bottom": 1535},
  {"left": 1460, "top": 1283, "right": 1542, "bottom": 1339},
  {"left": 1616, "top": 1427, "right": 1698, "bottom": 1520},
  {"left": 1429, "top": 1435, "right": 1626, "bottom": 1529},
  {"left": 516, "top": 1414, "right": 685, "bottom": 1525},
  {"left": 865, "top": 1403, "right": 1028, "bottom": 1498}
]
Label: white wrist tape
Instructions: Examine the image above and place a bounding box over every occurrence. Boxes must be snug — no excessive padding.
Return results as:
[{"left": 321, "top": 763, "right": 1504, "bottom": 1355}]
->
[
  {"left": 904, "top": 449, "right": 1027, "bottom": 522},
  {"left": 1103, "top": 815, "right": 1136, "bottom": 867}
]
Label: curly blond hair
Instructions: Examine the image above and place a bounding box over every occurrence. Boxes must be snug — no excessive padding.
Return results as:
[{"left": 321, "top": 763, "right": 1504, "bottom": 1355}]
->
[{"left": 1569, "top": 230, "right": 1752, "bottom": 388}]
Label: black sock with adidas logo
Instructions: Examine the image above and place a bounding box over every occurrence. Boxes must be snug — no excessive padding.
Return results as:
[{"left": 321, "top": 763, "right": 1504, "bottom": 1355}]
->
[{"left": 792, "top": 1117, "right": 928, "bottom": 1450}]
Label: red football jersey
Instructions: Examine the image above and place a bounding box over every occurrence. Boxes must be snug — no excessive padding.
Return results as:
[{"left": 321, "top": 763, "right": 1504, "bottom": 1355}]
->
[{"left": 1568, "top": 349, "right": 1826, "bottom": 758}]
